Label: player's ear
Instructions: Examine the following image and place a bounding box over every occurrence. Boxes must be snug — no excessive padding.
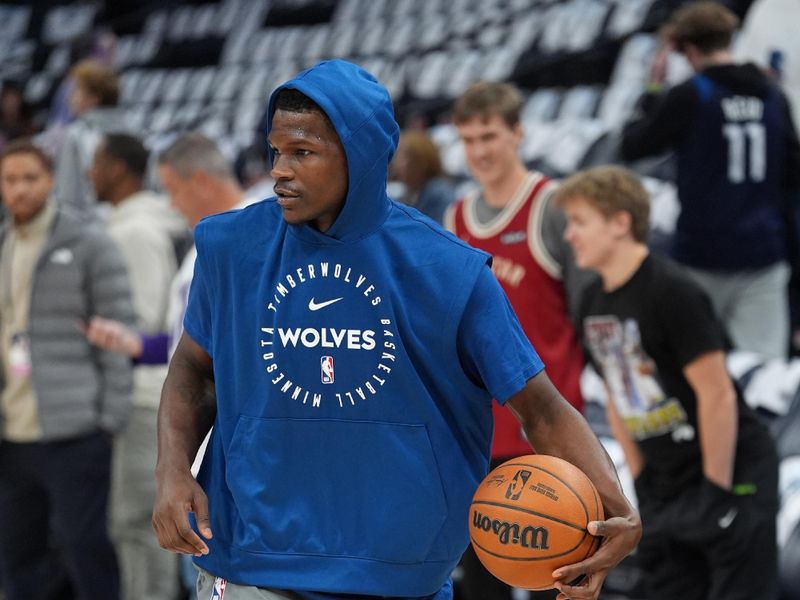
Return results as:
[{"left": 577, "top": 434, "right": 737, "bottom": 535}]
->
[
  {"left": 611, "top": 210, "right": 633, "bottom": 238},
  {"left": 512, "top": 121, "right": 524, "bottom": 143}
]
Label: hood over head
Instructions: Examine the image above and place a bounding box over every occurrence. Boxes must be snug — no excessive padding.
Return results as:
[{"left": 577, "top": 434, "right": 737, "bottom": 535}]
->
[
  {"left": 703, "top": 62, "right": 774, "bottom": 97},
  {"left": 267, "top": 60, "right": 400, "bottom": 243}
]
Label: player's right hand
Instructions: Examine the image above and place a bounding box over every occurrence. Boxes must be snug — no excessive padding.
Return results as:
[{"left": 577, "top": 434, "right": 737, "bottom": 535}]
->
[
  {"left": 152, "top": 468, "right": 213, "bottom": 556},
  {"left": 551, "top": 512, "right": 642, "bottom": 600}
]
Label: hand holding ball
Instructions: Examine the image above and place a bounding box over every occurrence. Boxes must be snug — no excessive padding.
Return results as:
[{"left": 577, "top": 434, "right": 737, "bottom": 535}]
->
[{"left": 469, "top": 454, "right": 604, "bottom": 590}]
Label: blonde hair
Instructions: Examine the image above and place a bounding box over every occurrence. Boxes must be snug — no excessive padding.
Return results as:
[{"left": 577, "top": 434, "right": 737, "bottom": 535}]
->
[
  {"left": 554, "top": 166, "right": 650, "bottom": 243},
  {"left": 70, "top": 59, "right": 119, "bottom": 106},
  {"left": 453, "top": 81, "right": 522, "bottom": 128}
]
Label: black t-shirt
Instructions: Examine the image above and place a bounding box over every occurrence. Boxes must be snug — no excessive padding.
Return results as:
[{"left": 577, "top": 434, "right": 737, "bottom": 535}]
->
[{"left": 579, "top": 253, "right": 772, "bottom": 497}]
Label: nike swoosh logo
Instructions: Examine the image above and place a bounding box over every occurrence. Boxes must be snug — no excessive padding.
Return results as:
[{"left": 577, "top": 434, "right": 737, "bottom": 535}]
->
[
  {"left": 308, "top": 297, "right": 343, "bottom": 311},
  {"left": 718, "top": 507, "right": 738, "bottom": 529}
]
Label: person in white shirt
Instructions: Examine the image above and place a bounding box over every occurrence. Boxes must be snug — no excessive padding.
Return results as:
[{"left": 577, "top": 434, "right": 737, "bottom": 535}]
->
[
  {"left": 88, "top": 132, "right": 184, "bottom": 600},
  {"left": 84, "top": 132, "right": 255, "bottom": 599}
]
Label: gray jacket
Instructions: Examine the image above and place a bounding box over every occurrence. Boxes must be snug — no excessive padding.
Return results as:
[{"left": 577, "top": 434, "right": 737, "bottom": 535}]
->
[{"left": 0, "top": 207, "right": 135, "bottom": 440}]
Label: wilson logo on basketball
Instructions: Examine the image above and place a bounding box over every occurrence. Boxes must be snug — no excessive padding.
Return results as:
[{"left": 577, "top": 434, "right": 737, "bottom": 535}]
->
[{"left": 471, "top": 511, "right": 550, "bottom": 549}]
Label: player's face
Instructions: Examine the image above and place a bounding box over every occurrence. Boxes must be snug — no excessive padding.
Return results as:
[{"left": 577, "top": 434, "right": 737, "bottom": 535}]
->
[
  {"left": 563, "top": 196, "right": 621, "bottom": 272},
  {"left": 0, "top": 152, "right": 53, "bottom": 225},
  {"left": 456, "top": 115, "right": 523, "bottom": 188},
  {"left": 268, "top": 109, "right": 349, "bottom": 233}
]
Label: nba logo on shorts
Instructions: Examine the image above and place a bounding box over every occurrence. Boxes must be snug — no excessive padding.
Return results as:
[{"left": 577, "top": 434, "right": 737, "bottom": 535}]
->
[
  {"left": 321, "top": 356, "right": 334, "bottom": 384},
  {"left": 211, "top": 577, "right": 226, "bottom": 599}
]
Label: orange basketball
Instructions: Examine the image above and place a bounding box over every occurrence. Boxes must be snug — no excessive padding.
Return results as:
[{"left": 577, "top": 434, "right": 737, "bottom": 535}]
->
[{"left": 469, "top": 454, "right": 604, "bottom": 590}]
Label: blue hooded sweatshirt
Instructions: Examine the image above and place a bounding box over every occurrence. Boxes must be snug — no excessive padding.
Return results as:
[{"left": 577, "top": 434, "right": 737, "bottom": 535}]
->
[{"left": 184, "top": 60, "right": 542, "bottom": 597}]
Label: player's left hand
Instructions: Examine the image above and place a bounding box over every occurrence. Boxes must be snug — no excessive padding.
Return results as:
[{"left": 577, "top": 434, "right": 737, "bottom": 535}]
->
[{"left": 551, "top": 513, "right": 642, "bottom": 599}]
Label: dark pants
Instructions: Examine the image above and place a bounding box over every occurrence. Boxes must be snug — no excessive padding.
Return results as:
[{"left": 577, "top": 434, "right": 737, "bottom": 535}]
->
[
  {"left": 0, "top": 432, "right": 120, "bottom": 600},
  {"left": 636, "top": 448, "right": 779, "bottom": 600},
  {"left": 458, "top": 542, "right": 557, "bottom": 600}
]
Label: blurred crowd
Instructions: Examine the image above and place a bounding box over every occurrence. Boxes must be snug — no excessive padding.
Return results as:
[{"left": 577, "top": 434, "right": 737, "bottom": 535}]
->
[{"left": 1, "top": 1, "right": 799, "bottom": 600}]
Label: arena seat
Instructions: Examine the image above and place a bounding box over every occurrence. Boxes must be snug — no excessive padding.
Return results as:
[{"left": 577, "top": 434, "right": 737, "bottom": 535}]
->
[
  {"left": 522, "top": 88, "right": 563, "bottom": 122},
  {"left": 733, "top": 0, "right": 800, "bottom": 124},
  {"left": 161, "top": 69, "right": 191, "bottom": 103},
  {"left": 540, "top": 119, "right": 610, "bottom": 175},
  {"left": 138, "top": 70, "right": 168, "bottom": 105},
  {"left": 381, "top": 21, "right": 416, "bottom": 58},
  {"left": 606, "top": 0, "right": 657, "bottom": 38},
  {"left": 186, "top": 67, "right": 218, "bottom": 103},
  {"left": 0, "top": 5, "right": 30, "bottom": 41},
  {"left": 520, "top": 121, "right": 561, "bottom": 166},
  {"left": 609, "top": 33, "right": 658, "bottom": 87},
  {"left": 597, "top": 81, "right": 646, "bottom": 128},
  {"left": 558, "top": 85, "right": 603, "bottom": 120},
  {"left": 479, "top": 47, "right": 518, "bottom": 84},
  {"left": 42, "top": 4, "right": 97, "bottom": 46}
]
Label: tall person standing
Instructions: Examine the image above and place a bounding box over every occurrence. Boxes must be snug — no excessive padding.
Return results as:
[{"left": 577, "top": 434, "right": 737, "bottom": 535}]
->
[
  {"left": 83, "top": 132, "right": 254, "bottom": 600},
  {"left": 446, "top": 81, "right": 593, "bottom": 600},
  {"left": 88, "top": 132, "right": 180, "bottom": 600},
  {"left": 0, "top": 140, "right": 134, "bottom": 599},
  {"left": 621, "top": 1, "right": 800, "bottom": 360},
  {"left": 558, "top": 165, "right": 779, "bottom": 600},
  {"left": 151, "top": 60, "right": 640, "bottom": 600}
]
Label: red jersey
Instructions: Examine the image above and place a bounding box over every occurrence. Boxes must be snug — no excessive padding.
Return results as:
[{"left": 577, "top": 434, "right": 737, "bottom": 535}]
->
[{"left": 446, "top": 172, "right": 584, "bottom": 459}]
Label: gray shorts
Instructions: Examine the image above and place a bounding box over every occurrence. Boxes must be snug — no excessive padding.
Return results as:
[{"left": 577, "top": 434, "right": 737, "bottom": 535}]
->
[{"left": 195, "top": 567, "right": 303, "bottom": 600}]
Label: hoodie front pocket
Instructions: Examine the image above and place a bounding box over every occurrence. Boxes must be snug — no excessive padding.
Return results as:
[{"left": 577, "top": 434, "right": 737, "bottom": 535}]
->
[{"left": 226, "top": 416, "right": 448, "bottom": 563}]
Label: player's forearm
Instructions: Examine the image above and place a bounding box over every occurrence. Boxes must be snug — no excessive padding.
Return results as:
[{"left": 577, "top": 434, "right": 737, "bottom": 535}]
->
[
  {"left": 685, "top": 351, "right": 738, "bottom": 489},
  {"left": 508, "top": 373, "right": 635, "bottom": 520},
  {"left": 697, "top": 387, "right": 737, "bottom": 489},
  {"left": 157, "top": 383, "right": 215, "bottom": 474},
  {"left": 156, "top": 346, "right": 216, "bottom": 476}
]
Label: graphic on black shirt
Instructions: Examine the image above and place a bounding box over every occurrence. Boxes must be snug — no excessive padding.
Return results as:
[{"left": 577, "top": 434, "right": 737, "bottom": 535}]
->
[{"left": 585, "top": 315, "right": 691, "bottom": 442}]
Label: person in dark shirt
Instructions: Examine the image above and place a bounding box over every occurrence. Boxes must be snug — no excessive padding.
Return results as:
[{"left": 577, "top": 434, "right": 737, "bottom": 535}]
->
[
  {"left": 621, "top": 1, "right": 800, "bottom": 361},
  {"left": 557, "top": 165, "right": 779, "bottom": 600}
]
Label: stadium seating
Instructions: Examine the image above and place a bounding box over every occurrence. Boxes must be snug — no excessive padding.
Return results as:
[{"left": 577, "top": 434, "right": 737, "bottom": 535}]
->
[
  {"left": 6, "top": 0, "right": 675, "bottom": 165},
  {"left": 2, "top": 1, "right": 799, "bottom": 598}
]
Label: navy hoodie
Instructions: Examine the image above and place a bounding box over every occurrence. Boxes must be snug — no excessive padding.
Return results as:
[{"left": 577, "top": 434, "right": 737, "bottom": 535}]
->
[{"left": 184, "top": 60, "right": 542, "bottom": 596}]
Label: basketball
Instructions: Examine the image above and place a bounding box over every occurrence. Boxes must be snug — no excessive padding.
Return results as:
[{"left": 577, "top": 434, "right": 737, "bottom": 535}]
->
[{"left": 469, "top": 454, "right": 604, "bottom": 590}]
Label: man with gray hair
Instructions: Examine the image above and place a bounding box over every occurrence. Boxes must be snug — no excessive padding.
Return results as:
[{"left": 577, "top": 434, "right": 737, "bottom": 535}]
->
[
  {"left": 85, "top": 132, "right": 252, "bottom": 363},
  {"left": 87, "top": 132, "right": 181, "bottom": 600},
  {"left": 83, "top": 131, "right": 260, "bottom": 599}
]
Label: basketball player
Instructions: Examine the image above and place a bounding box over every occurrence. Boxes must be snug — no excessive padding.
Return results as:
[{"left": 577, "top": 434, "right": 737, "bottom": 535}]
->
[
  {"left": 557, "top": 165, "right": 779, "bottom": 600},
  {"left": 446, "top": 81, "right": 593, "bottom": 600},
  {"left": 621, "top": 1, "right": 800, "bottom": 360},
  {"left": 152, "top": 60, "right": 641, "bottom": 600}
]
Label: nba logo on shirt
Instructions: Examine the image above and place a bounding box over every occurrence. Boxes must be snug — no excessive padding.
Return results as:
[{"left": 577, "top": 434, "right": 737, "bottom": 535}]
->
[
  {"left": 321, "top": 356, "right": 334, "bottom": 384},
  {"left": 211, "top": 577, "right": 226, "bottom": 599}
]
